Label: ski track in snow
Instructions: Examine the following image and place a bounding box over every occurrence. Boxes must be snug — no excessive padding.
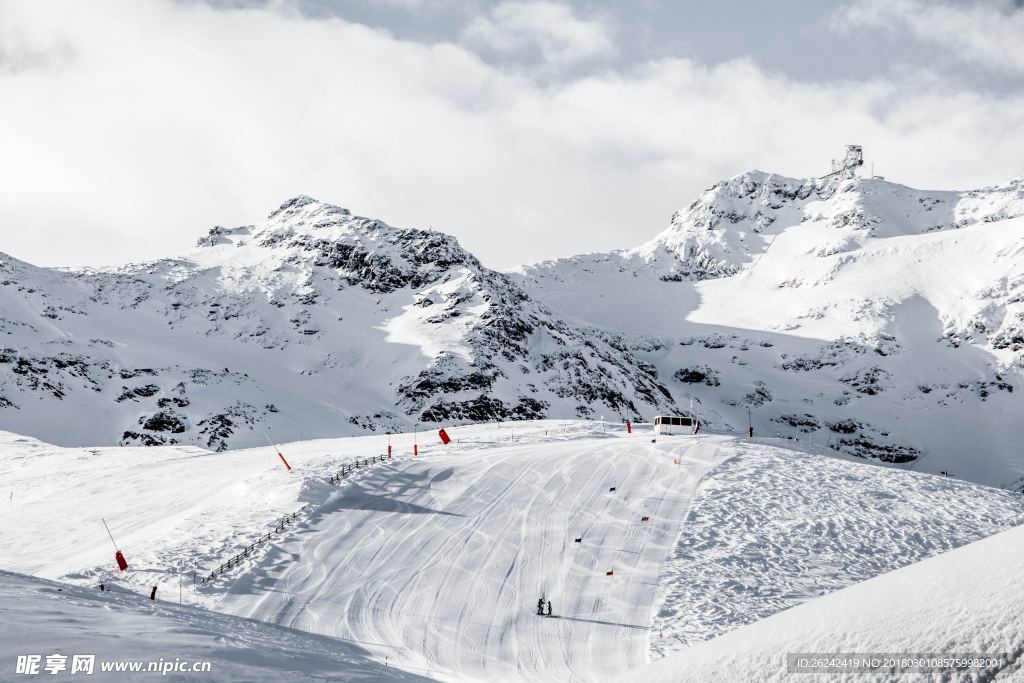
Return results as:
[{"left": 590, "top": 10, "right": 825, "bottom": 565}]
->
[{"left": 215, "top": 434, "right": 728, "bottom": 682}]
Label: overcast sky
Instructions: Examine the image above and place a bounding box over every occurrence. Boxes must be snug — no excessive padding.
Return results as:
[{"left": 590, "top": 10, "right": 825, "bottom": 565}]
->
[{"left": 2, "top": 0, "right": 1024, "bottom": 270}]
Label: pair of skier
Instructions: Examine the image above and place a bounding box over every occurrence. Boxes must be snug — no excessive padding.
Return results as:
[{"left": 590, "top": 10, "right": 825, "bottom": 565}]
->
[{"left": 536, "top": 597, "right": 552, "bottom": 616}]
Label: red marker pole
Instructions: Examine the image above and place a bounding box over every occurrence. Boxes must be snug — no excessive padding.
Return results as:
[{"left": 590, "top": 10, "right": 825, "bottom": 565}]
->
[
  {"left": 263, "top": 432, "right": 292, "bottom": 472},
  {"left": 102, "top": 518, "right": 128, "bottom": 572}
]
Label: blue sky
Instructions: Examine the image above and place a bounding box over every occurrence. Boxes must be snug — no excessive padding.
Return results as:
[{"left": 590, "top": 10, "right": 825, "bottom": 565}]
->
[
  {"left": 272, "top": 0, "right": 1024, "bottom": 89},
  {"left": 1, "top": 0, "right": 1023, "bottom": 269}
]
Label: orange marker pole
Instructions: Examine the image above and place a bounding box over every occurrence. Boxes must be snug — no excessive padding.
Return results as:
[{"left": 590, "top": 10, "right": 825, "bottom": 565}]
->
[{"left": 263, "top": 432, "right": 292, "bottom": 472}]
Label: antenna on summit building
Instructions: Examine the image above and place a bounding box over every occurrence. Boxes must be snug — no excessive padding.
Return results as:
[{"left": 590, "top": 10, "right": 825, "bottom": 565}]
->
[
  {"left": 821, "top": 145, "right": 864, "bottom": 180},
  {"left": 841, "top": 145, "right": 864, "bottom": 179}
]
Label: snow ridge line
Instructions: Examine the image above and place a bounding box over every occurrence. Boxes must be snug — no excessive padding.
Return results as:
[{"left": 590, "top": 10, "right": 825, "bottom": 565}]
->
[
  {"left": 647, "top": 442, "right": 734, "bottom": 657},
  {"left": 199, "top": 454, "right": 389, "bottom": 585}
]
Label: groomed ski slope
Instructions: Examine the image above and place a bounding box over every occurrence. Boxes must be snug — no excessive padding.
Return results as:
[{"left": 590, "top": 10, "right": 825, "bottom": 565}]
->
[
  {"left": 2, "top": 421, "right": 1023, "bottom": 682},
  {"left": 214, "top": 432, "right": 728, "bottom": 682}
]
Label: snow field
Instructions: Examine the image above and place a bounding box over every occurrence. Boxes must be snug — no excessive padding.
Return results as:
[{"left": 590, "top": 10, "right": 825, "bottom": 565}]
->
[
  {"left": 651, "top": 441, "right": 1024, "bottom": 657},
  {"left": 0, "top": 570, "right": 432, "bottom": 682},
  {"left": 626, "top": 520, "right": 1024, "bottom": 682},
  {"left": 3, "top": 421, "right": 1024, "bottom": 682}
]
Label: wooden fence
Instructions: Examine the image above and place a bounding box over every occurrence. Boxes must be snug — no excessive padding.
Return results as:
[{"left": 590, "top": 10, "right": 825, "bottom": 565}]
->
[{"left": 199, "top": 454, "right": 388, "bottom": 585}]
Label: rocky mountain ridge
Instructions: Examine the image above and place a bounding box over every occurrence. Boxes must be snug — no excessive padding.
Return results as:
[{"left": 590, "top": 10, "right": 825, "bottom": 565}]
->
[
  {"left": 3, "top": 167, "right": 1024, "bottom": 486},
  {"left": 514, "top": 170, "right": 1024, "bottom": 486},
  {"left": 0, "top": 195, "right": 675, "bottom": 451}
]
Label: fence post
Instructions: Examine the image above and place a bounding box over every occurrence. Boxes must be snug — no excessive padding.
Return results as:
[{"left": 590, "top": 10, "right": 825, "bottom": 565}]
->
[{"left": 200, "top": 456, "right": 388, "bottom": 584}]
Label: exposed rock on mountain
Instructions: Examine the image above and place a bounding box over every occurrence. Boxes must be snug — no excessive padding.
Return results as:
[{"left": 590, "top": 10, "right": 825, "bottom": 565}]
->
[
  {"left": 515, "top": 169, "right": 1024, "bottom": 486},
  {"left": 0, "top": 196, "right": 675, "bottom": 450},
  {"left": 4, "top": 163, "right": 1024, "bottom": 487}
]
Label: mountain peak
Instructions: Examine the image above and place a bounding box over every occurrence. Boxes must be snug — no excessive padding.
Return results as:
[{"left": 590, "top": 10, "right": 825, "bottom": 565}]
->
[
  {"left": 268, "top": 195, "right": 351, "bottom": 221},
  {"left": 188, "top": 196, "right": 485, "bottom": 299},
  {"left": 632, "top": 163, "right": 1024, "bottom": 282}
]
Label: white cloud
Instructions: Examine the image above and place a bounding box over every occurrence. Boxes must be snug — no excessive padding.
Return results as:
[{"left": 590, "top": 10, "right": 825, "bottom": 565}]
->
[
  {"left": 836, "top": 0, "right": 1024, "bottom": 73},
  {"left": 0, "top": 0, "right": 1023, "bottom": 272},
  {"left": 463, "top": 1, "right": 616, "bottom": 67}
]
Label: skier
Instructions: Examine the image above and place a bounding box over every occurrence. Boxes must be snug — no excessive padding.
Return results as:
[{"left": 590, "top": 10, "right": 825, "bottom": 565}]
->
[
  {"left": 546, "top": 600, "right": 552, "bottom": 617},
  {"left": 537, "top": 597, "right": 545, "bottom": 616}
]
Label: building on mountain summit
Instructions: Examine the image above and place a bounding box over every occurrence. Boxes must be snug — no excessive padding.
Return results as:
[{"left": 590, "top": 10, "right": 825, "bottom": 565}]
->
[{"left": 822, "top": 144, "right": 864, "bottom": 180}]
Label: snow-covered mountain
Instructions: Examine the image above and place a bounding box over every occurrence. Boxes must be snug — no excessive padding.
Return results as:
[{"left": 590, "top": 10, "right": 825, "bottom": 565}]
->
[
  {"left": 3, "top": 161, "right": 1023, "bottom": 487},
  {"left": 514, "top": 169, "right": 1024, "bottom": 487},
  {"left": 0, "top": 196, "right": 674, "bottom": 451}
]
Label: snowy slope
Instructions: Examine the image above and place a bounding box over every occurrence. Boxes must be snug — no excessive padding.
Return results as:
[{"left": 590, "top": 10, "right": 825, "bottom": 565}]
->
[
  {"left": 515, "top": 170, "right": 1024, "bottom": 487},
  {"left": 0, "top": 422, "right": 722, "bottom": 682},
  {"left": 213, "top": 432, "right": 727, "bottom": 683},
  {"left": 2, "top": 422, "right": 1022, "bottom": 682},
  {"left": 649, "top": 440, "right": 1024, "bottom": 656},
  {"left": 0, "top": 570, "right": 433, "bottom": 682},
  {"left": 623, "top": 520, "right": 1024, "bottom": 682},
  {"left": 0, "top": 197, "right": 674, "bottom": 450}
]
